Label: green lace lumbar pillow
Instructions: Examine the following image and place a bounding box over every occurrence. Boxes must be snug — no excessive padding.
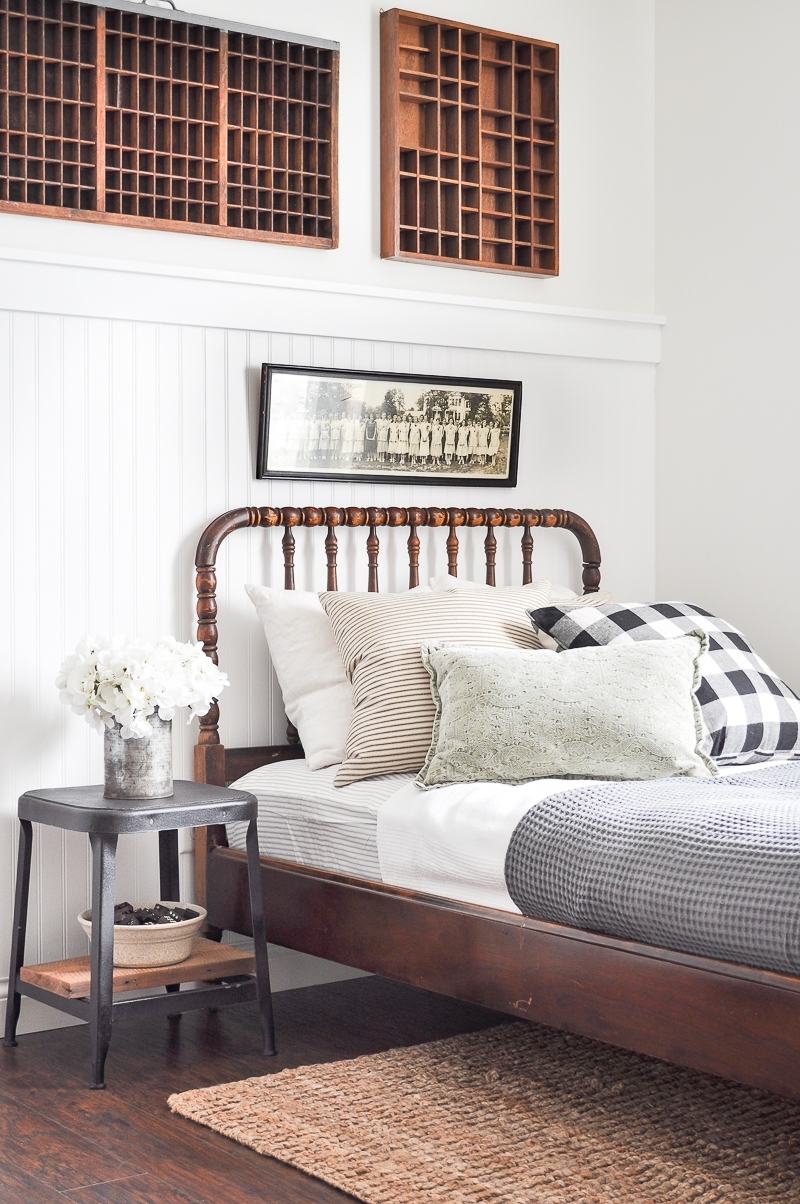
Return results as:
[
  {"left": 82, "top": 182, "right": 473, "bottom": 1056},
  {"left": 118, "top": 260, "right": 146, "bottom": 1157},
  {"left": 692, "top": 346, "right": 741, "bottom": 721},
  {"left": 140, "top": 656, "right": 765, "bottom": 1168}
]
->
[{"left": 416, "top": 635, "right": 716, "bottom": 789}]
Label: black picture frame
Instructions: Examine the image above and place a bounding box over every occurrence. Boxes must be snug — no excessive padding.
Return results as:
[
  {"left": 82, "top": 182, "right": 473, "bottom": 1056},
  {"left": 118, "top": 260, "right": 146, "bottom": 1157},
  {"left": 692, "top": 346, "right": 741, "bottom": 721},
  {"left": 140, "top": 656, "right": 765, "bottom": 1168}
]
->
[{"left": 256, "top": 364, "right": 522, "bottom": 487}]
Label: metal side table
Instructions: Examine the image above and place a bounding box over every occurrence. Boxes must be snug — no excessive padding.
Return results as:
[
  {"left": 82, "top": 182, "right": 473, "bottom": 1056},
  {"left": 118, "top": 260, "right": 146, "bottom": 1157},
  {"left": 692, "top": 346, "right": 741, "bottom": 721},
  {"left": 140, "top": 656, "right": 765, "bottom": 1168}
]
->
[{"left": 3, "top": 781, "right": 274, "bottom": 1089}]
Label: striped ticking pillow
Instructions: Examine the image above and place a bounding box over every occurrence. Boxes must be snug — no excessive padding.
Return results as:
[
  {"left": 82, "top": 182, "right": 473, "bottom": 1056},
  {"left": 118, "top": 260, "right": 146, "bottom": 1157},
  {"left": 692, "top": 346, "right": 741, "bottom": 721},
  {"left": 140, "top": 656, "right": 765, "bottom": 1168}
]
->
[{"left": 320, "top": 584, "right": 551, "bottom": 786}]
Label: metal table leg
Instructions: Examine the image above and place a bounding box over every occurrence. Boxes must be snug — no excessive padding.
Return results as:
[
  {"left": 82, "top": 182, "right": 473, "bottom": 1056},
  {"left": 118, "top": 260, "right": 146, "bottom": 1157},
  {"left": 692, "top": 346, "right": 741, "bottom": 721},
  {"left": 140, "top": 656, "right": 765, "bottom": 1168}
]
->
[
  {"left": 88, "top": 832, "right": 118, "bottom": 1089},
  {"left": 245, "top": 817, "right": 276, "bottom": 1056},
  {"left": 158, "top": 830, "right": 182, "bottom": 1010},
  {"left": 158, "top": 829, "right": 180, "bottom": 901},
  {"left": 3, "top": 820, "right": 33, "bottom": 1048}
]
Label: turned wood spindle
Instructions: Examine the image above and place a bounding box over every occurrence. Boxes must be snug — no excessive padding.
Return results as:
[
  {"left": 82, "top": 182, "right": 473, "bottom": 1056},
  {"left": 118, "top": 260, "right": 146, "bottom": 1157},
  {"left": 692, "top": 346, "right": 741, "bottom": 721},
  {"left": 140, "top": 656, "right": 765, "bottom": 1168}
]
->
[
  {"left": 484, "top": 527, "right": 497, "bottom": 586},
  {"left": 195, "top": 568, "right": 219, "bottom": 664},
  {"left": 282, "top": 525, "right": 296, "bottom": 591},
  {"left": 446, "top": 525, "right": 459, "bottom": 577},
  {"left": 521, "top": 524, "right": 534, "bottom": 586},
  {"left": 582, "top": 564, "right": 601, "bottom": 594},
  {"left": 367, "top": 523, "right": 380, "bottom": 593},
  {"left": 195, "top": 567, "right": 220, "bottom": 747},
  {"left": 407, "top": 524, "right": 420, "bottom": 589},
  {"left": 325, "top": 526, "right": 339, "bottom": 591}
]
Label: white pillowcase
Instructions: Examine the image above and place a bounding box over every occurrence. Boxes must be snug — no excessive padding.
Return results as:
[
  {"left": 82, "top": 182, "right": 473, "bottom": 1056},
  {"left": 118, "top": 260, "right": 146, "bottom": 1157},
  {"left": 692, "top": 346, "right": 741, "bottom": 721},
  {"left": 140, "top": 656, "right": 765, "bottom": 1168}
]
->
[
  {"left": 245, "top": 585, "right": 352, "bottom": 771},
  {"left": 244, "top": 580, "right": 443, "bottom": 770},
  {"left": 430, "top": 572, "right": 577, "bottom": 600},
  {"left": 429, "top": 575, "right": 613, "bottom": 648}
]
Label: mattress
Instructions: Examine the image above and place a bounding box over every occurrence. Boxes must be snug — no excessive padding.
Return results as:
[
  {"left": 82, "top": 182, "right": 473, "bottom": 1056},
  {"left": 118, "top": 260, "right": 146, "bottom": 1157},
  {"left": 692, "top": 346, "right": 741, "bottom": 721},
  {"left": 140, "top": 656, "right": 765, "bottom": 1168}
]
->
[
  {"left": 226, "top": 759, "right": 414, "bottom": 881},
  {"left": 228, "top": 758, "right": 772, "bottom": 920}
]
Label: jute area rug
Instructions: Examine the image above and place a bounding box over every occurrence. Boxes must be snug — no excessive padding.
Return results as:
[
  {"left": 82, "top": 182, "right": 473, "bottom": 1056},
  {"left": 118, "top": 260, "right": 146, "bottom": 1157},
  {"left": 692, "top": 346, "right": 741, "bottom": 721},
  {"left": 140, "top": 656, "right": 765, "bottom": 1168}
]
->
[{"left": 168, "top": 1022, "right": 800, "bottom": 1204}]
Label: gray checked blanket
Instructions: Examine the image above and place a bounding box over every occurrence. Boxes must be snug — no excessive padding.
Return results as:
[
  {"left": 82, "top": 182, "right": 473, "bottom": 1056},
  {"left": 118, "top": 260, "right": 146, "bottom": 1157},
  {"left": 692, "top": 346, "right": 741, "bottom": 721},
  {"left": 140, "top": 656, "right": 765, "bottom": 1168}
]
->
[{"left": 504, "top": 764, "right": 800, "bottom": 975}]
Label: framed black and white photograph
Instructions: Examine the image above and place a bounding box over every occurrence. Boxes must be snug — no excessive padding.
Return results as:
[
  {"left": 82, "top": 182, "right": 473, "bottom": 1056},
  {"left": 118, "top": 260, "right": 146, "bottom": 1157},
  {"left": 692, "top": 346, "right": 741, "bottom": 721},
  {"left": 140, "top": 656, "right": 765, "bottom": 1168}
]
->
[{"left": 256, "top": 364, "right": 522, "bottom": 487}]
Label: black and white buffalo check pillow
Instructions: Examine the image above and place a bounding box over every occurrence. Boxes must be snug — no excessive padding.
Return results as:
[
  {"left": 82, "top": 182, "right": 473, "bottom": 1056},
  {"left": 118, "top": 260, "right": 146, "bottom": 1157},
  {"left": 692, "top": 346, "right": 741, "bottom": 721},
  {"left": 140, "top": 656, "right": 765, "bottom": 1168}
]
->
[{"left": 528, "top": 601, "right": 800, "bottom": 767}]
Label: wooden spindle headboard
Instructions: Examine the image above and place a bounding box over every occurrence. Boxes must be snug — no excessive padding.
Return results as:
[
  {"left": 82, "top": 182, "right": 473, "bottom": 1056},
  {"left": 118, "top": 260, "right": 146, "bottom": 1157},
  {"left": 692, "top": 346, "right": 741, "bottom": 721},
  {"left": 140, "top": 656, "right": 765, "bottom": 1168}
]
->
[{"left": 193, "top": 504, "right": 601, "bottom": 786}]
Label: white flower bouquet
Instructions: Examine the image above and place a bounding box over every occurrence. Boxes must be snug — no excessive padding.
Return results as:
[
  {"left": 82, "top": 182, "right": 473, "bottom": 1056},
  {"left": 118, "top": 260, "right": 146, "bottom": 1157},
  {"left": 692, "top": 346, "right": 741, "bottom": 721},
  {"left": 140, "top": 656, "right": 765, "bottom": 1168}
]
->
[{"left": 56, "top": 636, "right": 229, "bottom": 740}]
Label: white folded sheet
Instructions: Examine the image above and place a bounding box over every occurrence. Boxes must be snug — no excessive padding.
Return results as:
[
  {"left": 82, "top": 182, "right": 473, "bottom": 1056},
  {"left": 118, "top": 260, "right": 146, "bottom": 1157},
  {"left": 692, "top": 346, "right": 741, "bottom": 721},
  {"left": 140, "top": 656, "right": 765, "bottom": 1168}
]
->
[
  {"left": 376, "top": 761, "right": 768, "bottom": 913},
  {"left": 377, "top": 778, "right": 589, "bottom": 912}
]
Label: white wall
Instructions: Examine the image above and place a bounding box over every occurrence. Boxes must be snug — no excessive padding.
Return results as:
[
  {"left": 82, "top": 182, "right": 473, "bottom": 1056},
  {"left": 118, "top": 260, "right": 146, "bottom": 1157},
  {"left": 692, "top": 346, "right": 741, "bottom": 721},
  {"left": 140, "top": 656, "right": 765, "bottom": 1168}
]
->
[
  {"left": 655, "top": 1, "right": 800, "bottom": 689},
  {"left": 0, "top": 0, "right": 659, "bottom": 1032}
]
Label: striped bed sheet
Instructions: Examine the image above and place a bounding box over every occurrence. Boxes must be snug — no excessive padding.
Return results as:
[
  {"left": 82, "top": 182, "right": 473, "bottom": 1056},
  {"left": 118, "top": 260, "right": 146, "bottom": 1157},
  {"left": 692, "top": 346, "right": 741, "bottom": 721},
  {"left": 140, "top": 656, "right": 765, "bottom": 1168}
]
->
[{"left": 226, "top": 759, "right": 414, "bottom": 881}]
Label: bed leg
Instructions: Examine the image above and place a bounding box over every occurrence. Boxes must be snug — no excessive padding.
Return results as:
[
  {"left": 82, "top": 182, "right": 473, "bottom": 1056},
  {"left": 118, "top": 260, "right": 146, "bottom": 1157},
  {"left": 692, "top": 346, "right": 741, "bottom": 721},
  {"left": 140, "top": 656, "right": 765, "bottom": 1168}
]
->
[{"left": 246, "top": 817, "right": 276, "bottom": 1057}]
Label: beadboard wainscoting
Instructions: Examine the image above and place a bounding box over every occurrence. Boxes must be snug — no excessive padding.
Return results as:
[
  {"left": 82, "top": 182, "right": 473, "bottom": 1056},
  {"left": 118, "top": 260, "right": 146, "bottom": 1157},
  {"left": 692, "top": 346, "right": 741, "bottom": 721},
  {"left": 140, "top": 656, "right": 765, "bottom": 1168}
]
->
[{"left": 0, "top": 280, "right": 659, "bottom": 1032}]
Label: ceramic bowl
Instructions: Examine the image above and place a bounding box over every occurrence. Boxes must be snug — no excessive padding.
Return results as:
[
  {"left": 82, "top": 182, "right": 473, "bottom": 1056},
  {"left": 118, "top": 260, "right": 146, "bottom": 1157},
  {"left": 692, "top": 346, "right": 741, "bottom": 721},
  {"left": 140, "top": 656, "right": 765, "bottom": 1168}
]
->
[{"left": 77, "top": 901, "right": 206, "bottom": 968}]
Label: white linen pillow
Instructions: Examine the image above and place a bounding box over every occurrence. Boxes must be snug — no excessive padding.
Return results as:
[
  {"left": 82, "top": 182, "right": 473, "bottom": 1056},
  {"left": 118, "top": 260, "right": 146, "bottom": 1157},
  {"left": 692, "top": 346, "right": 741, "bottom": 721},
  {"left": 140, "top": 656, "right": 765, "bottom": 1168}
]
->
[
  {"left": 431, "top": 568, "right": 600, "bottom": 597},
  {"left": 430, "top": 573, "right": 486, "bottom": 590},
  {"left": 429, "top": 575, "right": 614, "bottom": 649},
  {"left": 245, "top": 585, "right": 352, "bottom": 770},
  {"left": 430, "top": 573, "right": 578, "bottom": 598}
]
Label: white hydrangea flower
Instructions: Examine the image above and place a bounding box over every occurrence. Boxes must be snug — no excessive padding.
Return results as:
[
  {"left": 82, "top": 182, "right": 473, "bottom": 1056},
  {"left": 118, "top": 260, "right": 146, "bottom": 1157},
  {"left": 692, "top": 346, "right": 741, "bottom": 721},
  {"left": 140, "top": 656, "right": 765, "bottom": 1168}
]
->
[{"left": 56, "top": 636, "right": 229, "bottom": 740}]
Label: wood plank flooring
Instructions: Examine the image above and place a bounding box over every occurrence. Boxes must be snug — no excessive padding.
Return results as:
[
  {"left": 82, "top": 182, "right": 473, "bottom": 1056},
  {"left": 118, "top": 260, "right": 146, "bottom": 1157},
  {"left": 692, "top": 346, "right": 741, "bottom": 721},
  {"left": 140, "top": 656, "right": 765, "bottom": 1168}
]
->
[{"left": 0, "top": 976, "right": 504, "bottom": 1203}]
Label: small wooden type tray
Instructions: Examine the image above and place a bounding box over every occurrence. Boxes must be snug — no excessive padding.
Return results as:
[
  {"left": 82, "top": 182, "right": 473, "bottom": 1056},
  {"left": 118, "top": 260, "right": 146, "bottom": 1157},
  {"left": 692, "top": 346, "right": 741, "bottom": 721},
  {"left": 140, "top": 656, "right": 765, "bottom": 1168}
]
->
[
  {"left": 0, "top": 0, "right": 339, "bottom": 246},
  {"left": 381, "top": 8, "right": 558, "bottom": 276}
]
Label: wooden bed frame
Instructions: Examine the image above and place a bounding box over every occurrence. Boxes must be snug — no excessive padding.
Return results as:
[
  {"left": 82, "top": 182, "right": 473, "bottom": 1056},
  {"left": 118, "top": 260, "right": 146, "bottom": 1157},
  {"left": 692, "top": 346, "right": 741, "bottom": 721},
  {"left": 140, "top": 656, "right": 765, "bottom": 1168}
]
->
[{"left": 193, "top": 504, "right": 800, "bottom": 1101}]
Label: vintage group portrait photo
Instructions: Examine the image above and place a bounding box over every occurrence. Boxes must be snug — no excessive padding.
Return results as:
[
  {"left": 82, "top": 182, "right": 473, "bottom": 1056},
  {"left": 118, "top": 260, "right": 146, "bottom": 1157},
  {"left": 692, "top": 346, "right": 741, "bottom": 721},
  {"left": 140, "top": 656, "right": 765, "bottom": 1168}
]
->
[{"left": 257, "top": 364, "right": 522, "bottom": 487}]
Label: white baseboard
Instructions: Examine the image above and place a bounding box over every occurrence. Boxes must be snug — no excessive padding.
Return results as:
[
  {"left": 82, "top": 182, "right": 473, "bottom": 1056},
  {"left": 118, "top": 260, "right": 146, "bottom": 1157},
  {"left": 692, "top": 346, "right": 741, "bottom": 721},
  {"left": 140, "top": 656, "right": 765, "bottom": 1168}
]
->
[
  {"left": 224, "top": 935, "right": 371, "bottom": 993},
  {"left": 5, "top": 996, "right": 86, "bottom": 1036}
]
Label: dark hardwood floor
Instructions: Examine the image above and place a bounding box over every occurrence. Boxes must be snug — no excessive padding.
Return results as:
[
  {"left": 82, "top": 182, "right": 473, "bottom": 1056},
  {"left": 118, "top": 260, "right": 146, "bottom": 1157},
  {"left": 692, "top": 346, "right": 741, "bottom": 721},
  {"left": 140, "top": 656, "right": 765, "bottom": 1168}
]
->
[{"left": 0, "top": 977, "right": 504, "bottom": 1203}]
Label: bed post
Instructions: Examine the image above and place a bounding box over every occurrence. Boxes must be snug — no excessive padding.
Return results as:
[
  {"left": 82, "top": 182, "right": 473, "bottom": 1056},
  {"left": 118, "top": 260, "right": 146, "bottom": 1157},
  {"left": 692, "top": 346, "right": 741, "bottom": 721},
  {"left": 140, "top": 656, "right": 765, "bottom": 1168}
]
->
[
  {"left": 194, "top": 545, "right": 226, "bottom": 790},
  {"left": 551, "top": 509, "right": 601, "bottom": 594},
  {"left": 194, "top": 507, "right": 283, "bottom": 777},
  {"left": 193, "top": 506, "right": 281, "bottom": 910}
]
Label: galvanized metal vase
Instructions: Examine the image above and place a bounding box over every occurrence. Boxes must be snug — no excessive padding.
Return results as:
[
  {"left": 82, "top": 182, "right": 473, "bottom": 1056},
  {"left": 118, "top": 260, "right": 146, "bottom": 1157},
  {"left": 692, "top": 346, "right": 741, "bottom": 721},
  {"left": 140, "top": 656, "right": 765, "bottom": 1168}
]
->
[{"left": 103, "top": 714, "right": 174, "bottom": 800}]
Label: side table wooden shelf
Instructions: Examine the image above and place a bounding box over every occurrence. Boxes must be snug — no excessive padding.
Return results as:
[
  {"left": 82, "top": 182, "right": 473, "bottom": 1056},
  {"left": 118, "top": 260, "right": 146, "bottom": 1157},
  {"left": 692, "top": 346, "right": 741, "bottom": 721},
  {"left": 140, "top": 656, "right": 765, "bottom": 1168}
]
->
[
  {"left": 19, "top": 938, "right": 255, "bottom": 1000},
  {"left": 3, "top": 781, "right": 274, "bottom": 1089}
]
